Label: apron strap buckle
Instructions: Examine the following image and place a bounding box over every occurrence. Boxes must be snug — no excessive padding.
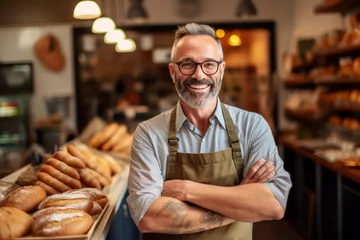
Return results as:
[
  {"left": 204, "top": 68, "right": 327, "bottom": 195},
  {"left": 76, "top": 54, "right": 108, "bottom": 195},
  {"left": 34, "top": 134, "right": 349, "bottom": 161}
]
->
[{"left": 168, "top": 138, "right": 179, "bottom": 146}]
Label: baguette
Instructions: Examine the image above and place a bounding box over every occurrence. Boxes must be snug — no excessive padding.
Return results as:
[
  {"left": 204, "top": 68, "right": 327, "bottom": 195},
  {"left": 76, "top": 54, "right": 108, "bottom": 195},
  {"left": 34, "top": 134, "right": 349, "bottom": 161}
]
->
[
  {"left": 35, "top": 181, "right": 60, "bottom": 195},
  {"left": 45, "top": 157, "right": 80, "bottom": 180},
  {"left": 40, "top": 164, "right": 82, "bottom": 189},
  {"left": 112, "top": 133, "right": 133, "bottom": 152},
  {"left": 52, "top": 151, "right": 86, "bottom": 169},
  {"left": 78, "top": 169, "right": 102, "bottom": 189},
  {"left": 37, "top": 172, "right": 72, "bottom": 193},
  {"left": 101, "top": 124, "right": 127, "bottom": 151},
  {"left": 38, "top": 192, "right": 94, "bottom": 213}
]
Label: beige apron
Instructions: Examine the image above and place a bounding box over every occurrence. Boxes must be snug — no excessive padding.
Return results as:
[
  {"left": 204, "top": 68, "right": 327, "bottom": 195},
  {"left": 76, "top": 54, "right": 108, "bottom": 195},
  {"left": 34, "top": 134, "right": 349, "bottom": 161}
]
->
[{"left": 143, "top": 103, "right": 252, "bottom": 240}]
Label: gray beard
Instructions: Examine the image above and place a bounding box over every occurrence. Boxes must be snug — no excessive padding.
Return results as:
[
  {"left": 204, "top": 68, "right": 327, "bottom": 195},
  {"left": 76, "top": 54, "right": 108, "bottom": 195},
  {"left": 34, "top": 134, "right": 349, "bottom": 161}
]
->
[{"left": 174, "top": 73, "right": 222, "bottom": 108}]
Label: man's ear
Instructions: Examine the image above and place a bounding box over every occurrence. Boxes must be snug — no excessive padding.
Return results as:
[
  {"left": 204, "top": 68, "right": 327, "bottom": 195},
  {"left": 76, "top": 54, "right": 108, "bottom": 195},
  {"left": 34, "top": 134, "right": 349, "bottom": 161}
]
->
[
  {"left": 169, "top": 63, "right": 176, "bottom": 83},
  {"left": 220, "top": 61, "right": 226, "bottom": 78}
]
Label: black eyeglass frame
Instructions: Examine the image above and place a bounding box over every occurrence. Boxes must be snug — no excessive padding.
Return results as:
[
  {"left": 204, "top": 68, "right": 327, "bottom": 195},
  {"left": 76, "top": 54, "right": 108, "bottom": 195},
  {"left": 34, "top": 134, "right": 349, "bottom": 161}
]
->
[{"left": 173, "top": 60, "right": 223, "bottom": 76}]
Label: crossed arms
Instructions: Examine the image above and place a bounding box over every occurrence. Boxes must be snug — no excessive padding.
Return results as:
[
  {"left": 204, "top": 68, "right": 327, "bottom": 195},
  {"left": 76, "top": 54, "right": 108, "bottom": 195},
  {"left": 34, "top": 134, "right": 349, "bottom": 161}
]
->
[{"left": 138, "top": 159, "right": 284, "bottom": 234}]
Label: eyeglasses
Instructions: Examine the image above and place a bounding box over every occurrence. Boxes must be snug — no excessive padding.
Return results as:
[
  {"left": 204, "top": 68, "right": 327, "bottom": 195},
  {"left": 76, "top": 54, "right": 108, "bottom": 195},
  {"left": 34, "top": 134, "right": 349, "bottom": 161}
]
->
[{"left": 173, "top": 60, "right": 222, "bottom": 76}]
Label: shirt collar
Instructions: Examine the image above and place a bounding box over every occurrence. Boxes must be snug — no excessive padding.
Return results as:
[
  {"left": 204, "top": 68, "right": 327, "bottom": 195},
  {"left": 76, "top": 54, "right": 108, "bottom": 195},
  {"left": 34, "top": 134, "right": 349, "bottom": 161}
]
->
[{"left": 175, "top": 98, "right": 226, "bottom": 132}]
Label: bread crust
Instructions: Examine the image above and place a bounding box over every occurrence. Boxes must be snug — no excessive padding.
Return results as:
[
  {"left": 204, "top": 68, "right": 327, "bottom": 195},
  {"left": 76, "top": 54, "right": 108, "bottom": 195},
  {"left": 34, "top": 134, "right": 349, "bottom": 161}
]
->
[
  {"left": 38, "top": 192, "right": 94, "bottom": 213},
  {"left": 45, "top": 157, "right": 80, "bottom": 180},
  {"left": 53, "top": 151, "right": 86, "bottom": 169},
  {"left": 37, "top": 172, "right": 72, "bottom": 193},
  {"left": 1, "top": 185, "right": 47, "bottom": 212},
  {"left": 32, "top": 208, "right": 93, "bottom": 237},
  {"left": 35, "top": 181, "right": 60, "bottom": 195},
  {"left": 40, "top": 164, "right": 82, "bottom": 189},
  {"left": 0, "top": 207, "right": 33, "bottom": 239}
]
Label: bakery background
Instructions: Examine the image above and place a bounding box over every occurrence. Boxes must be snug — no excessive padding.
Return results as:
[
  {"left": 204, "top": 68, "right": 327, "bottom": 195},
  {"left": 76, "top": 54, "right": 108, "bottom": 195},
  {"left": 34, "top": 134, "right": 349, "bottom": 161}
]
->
[{"left": 1, "top": 0, "right": 360, "bottom": 239}]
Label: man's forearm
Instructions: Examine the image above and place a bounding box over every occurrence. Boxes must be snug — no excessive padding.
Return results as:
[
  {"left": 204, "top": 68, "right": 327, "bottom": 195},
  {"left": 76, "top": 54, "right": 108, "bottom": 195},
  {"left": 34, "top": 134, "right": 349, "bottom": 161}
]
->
[
  {"left": 138, "top": 196, "right": 235, "bottom": 234},
  {"left": 184, "top": 182, "right": 284, "bottom": 222}
]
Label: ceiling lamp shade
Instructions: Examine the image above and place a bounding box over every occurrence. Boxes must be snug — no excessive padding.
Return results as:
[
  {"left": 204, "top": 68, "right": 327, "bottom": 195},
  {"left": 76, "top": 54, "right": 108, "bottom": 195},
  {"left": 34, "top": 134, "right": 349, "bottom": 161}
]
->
[
  {"left": 73, "top": 1, "right": 102, "bottom": 19},
  {"left": 127, "top": 0, "right": 148, "bottom": 22},
  {"left": 104, "top": 29, "right": 126, "bottom": 44},
  {"left": 92, "top": 16, "right": 116, "bottom": 33},
  {"left": 236, "top": 0, "right": 257, "bottom": 17},
  {"left": 115, "top": 39, "right": 136, "bottom": 52}
]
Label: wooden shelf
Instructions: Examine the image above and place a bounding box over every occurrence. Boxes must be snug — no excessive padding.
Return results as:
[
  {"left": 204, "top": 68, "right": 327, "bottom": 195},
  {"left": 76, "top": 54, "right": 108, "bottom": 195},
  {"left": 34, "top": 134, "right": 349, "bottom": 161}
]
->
[
  {"left": 314, "top": 0, "right": 360, "bottom": 14},
  {"left": 283, "top": 77, "right": 315, "bottom": 89},
  {"left": 319, "top": 101, "right": 360, "bottom": 112},
  {"left": 313, "top": 41, "right": 360, "bottom": 58},
  {"left": 285, "top": 108, "right": 323, "bottom": 122},
  {"left": 315, "top": 75, "right": 360, "bottom": 86}
]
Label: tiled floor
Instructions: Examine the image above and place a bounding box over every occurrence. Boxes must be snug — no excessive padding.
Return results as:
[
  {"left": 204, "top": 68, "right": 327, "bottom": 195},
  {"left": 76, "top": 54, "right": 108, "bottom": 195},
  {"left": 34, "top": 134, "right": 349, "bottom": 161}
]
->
[{"left": 253, "top": 219, "right": 304, "bottom": 240}]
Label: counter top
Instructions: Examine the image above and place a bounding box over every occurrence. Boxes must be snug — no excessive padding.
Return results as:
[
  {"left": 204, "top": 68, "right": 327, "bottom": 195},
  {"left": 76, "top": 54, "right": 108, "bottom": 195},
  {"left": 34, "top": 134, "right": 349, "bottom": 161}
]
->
[{"left": 279, "top": 137, "right": 360, "bottom": 184}]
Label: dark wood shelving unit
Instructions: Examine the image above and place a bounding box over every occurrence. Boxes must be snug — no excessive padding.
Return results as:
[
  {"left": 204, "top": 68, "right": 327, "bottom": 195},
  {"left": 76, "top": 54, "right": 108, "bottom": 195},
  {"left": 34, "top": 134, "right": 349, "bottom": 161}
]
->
[
  {"left": 314, "top": 0, "right": 360, "bottom": 14},
  {"left": 315, "top": 75, "right": 360, "bottom": 86},
  {"left": 319, "top": 102, "right": 360, "bottom": 112},
  {"left": 284, "top": 79, "right": 316, "bottom": 89},
  {"left": 285, "top": 108, "right": 324, "bottom": 122},
  {"left": 313, "top": 41, "right": 360, "bottom": 58}
]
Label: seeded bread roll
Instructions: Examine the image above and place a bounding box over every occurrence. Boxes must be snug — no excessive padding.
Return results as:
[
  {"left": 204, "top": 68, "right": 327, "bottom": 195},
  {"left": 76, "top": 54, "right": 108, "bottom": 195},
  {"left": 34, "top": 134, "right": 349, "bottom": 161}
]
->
[
  {"left": 0, "top": 207, "right": 33, "bottom": 239},
  {"left": 32, "top": 208, "right": 93, "bottom": 237},
  {"left": 1, "top": 185, "right": 47, "bottom": 212}
]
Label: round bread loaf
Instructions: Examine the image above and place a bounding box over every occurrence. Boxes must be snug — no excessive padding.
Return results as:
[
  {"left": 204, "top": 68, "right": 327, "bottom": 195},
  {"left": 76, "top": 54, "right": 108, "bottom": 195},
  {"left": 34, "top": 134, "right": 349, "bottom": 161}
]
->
[
  {"left": 0, "top": 207, "right": 34, "bottom": 239},
  {"left": 38, "top": 192, "right": 94, "bottom": 213},
  {"left": 1, "top": 185, "right": 47, "bottom": 212},
  {"left": 32, "top": 208, "right": 93, "bottom": 237}
]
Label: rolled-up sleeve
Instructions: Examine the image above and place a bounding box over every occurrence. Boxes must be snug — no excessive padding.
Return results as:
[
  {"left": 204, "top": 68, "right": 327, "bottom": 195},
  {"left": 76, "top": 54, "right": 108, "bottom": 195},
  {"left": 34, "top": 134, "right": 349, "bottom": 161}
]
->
[
  {"left": 127, "top": 124, "right": 164, "bottom": 226},
  {"left": 242, "top": 115, "right": 292, "bottom": 209}
]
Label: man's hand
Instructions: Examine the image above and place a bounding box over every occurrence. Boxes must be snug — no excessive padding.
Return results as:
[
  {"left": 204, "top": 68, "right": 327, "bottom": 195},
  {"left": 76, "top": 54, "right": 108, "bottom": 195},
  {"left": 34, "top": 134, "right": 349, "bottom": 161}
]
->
[
  {"left": 162, "top": 180, "right": 189, "bottom": 201},
  {"left": 241, "top": 158, "right": 275, "bottom": 185}
]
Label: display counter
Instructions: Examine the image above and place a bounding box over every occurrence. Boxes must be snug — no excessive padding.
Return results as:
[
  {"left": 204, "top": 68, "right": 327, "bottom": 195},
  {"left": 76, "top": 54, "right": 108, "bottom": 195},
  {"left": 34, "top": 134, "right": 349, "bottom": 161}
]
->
[{"left": 280, "top": 136, "right": 360, "bottom": 240}]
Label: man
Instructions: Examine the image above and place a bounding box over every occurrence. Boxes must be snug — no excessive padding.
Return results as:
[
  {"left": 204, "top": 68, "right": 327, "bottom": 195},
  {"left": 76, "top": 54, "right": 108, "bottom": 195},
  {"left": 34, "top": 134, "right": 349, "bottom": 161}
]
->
[{"left": 127, "top": 22, "right": 292, "bottom": 239}]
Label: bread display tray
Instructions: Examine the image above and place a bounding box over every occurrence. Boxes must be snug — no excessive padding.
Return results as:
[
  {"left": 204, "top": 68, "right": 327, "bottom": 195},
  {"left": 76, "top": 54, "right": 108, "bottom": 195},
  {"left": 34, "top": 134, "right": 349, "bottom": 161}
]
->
[{"left": 2, "top": 163, "right": 130, "bottom": 240}]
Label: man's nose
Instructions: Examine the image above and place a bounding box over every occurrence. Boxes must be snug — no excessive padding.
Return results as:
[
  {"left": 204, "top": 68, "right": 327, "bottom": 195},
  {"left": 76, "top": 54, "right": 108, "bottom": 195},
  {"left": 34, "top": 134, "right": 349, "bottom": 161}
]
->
[{"left": 191, "top": 64, "right": 206, "bottom": 80}]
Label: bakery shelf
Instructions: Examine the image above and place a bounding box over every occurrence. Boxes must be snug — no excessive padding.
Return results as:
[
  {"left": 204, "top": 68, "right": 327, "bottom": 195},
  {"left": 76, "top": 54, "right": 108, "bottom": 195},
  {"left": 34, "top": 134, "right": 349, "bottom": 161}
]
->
[
  {"left": 283, "top": 77, "right": 316, "bottom": 89},
  {"left": 285, "top": 108, "right": 324, "bottom": 122},
  {"left": 314, "top": 0, "right": 360, "bottom": 14},
  {"left": 313, "top": 41, "right": 360, "bottom": 58},
  {"left": 315, "top": 75, "right": 360, "bottom": 86}
]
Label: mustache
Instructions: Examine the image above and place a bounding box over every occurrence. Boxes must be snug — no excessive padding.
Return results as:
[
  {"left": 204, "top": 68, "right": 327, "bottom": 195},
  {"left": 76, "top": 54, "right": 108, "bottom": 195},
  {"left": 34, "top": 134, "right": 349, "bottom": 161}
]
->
[{"left": 183, "top": 78, "right": 214, "bottom": 85}]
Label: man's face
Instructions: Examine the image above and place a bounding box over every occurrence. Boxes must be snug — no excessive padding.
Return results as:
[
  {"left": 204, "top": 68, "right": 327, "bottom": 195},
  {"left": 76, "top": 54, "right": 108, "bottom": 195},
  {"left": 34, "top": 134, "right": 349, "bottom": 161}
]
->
[{"left": 169, "top": 35, "right": 225, "bottom": 108}]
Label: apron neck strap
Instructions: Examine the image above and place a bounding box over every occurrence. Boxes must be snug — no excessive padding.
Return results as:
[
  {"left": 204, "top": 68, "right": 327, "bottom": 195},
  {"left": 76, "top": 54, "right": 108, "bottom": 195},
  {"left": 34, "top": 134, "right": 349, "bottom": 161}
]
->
[{"left": 221, "top": 103, "right": 243, "bottom": 177}]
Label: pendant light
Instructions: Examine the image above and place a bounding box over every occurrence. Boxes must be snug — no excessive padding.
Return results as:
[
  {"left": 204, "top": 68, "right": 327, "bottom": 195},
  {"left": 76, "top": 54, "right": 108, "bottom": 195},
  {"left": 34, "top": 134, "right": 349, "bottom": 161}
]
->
[
  {"left": 115, "top": 39, "right": 136, "bottom": 52},
  {"left": 127, "top": 0, "right": 148, "bottom": 22},
  {"left": 236, "top": 0, "right": 257, "bottom": 17},
  {"left": 92, "top": 16, "right": 116, "bottom": 33},
  {"left": 73, "top": 0, "right": 102, "bottom": 20},
  {"left": 104, "top": 29, "right": 126, "bottom": 44}
]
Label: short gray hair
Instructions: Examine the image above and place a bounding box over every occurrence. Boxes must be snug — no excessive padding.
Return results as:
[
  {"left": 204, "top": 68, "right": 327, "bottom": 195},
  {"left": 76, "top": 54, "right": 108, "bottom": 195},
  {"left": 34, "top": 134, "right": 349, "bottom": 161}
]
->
[{"left": 171, "top": 22, "right": 224, "bottom": 60}]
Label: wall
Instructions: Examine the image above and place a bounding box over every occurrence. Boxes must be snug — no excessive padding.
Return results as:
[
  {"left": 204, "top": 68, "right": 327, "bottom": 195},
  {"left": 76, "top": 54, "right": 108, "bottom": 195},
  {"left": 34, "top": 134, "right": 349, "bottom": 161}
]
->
[
  {"left": 0, "top": 0, "right": 296, "bottom": 133},
  {"left": 0, "top": 25, "right": 76, "bottom": 134}
]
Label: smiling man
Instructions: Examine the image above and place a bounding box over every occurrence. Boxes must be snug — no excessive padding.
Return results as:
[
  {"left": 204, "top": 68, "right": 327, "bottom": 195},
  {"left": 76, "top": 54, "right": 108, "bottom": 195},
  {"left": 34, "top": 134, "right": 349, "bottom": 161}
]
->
[{"left": 127, "top": 22, "right": 292, "bottom": 240}]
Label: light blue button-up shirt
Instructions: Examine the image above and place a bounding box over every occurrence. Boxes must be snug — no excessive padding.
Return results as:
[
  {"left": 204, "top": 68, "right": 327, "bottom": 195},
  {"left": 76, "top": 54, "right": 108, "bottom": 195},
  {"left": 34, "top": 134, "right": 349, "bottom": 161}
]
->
[{"left": 127, "top": 98, "right": 292, "bottom": 226}]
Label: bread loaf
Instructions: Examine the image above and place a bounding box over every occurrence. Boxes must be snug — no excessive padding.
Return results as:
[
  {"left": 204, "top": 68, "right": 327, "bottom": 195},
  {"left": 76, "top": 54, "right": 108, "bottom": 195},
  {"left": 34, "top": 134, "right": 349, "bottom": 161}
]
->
[
  {"left": 0, "top": 207, "right": 33, "bottom": 239},
  {"left": 1, "top": 185, "right": 47, "bottom": 212},
  {"left": 66, "top": 188, "right": 108, "bottom": 208},
  {"left": 38, "top": 192, "right": 94, "bottom": 213},
  {"left": 101, "top": 124, "right": 127, "bottom": 151},
  {"left": 37, "top": 172, "right": 72, "bottom": 193},
  {"left": 32, "top": 208, "right": 93, "bottom": 237}
]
